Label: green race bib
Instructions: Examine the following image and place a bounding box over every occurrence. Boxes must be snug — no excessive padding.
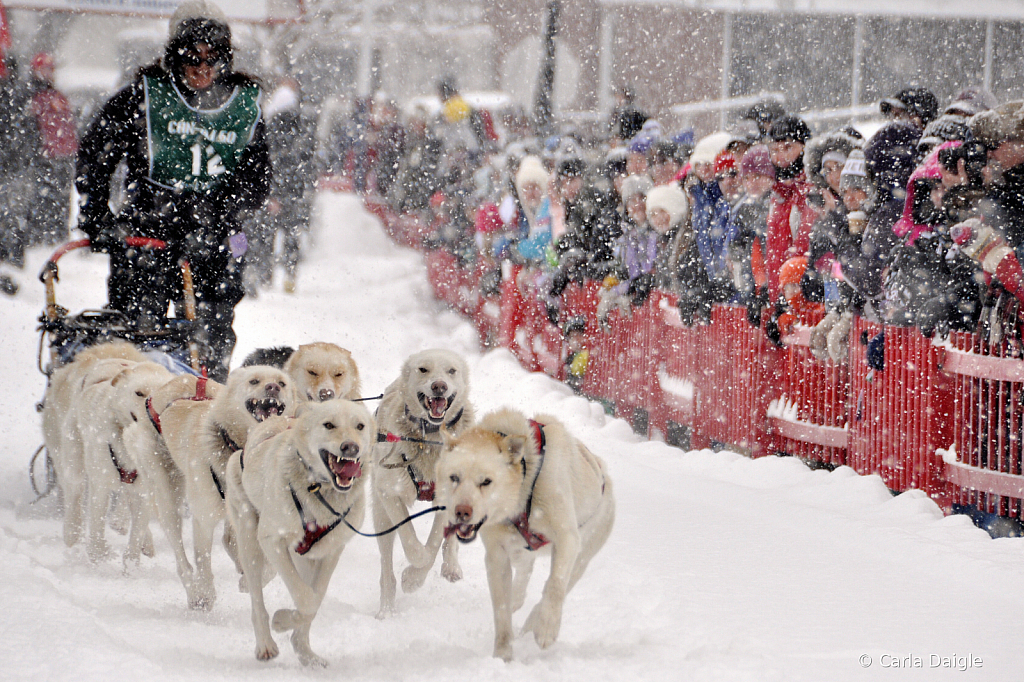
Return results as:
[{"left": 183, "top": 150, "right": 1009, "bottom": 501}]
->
[{"left": 144, "top": 74, "right": 261, "bottom": 193}]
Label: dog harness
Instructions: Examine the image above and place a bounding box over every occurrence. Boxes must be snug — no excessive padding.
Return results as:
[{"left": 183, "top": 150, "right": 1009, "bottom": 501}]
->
[
  {"left": 144, "top": 374, "right": 211, "bottom": 436},
  {"left": 510, "top": 420, "right": 550, "bottom": 551},
  {"left": 290, "top": 481, "right": 354, "bottom": 556},
  {"left": 375, "top": 431, "right": 446, "bottom": 502},
  {"left": 108, "top": 444, "right": 138, "bottom": 484}
]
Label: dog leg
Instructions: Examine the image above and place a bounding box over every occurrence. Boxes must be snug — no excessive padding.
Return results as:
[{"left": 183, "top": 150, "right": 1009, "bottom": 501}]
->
[
  {"left": 482, "top": 533, "right": 515, "bottom": 661},
  {"left": 509, "top": 551, "right": 536, "bottom": 614},
  {"left": 56, "top": 437, "right": 86, "bottom": 548},
  {"left": 440, "top": 534, "right": 463, "bottom": 583},
  {"left": 138, "top": 456, "right": 196, "bottom": 604},
  {"left": 373, "top": 491, "right": 398, "bottom": 618},
  {"left": 222, "top": 522, "right": 244, "bottom": 579},
  {"left": 85, "top": 450, "right": 115, "bottom": 562},
  {"left": 123, "top": 489, "right": 152, "bottom": 568},
  {"left": 274, "top": 551, "right": 341, "bottom": 667},
  {"left": 230, "top": 497, "right": 278, "bottom": 661},
  {"left": 190, "top": 515, "right": 218, "bottom": 611},
  {"left": 401, "top": 511, "right": 451, "bottom": 592},
  {"left": 523, "top": 531, "right": 580, "bottom": 650},
  {"left": 381, "top": 494, "right": 432, "bottom": 568},
  {"left": 108, "top": 488, "right": 131, "bottom": 535}
]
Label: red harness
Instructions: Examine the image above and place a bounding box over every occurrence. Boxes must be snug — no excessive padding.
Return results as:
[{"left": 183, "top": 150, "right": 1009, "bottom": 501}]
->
[
  {"left": 511, "top": 420, "right": 549, "bottom": 551},
  {"left": 145, "top": 373, "right": 211, "bottom": 435}
]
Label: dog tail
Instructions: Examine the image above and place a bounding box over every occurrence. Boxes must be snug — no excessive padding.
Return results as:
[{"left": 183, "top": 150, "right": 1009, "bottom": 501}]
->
[{"left": 240, "top": 347, "right": 296, "bottom": 369}]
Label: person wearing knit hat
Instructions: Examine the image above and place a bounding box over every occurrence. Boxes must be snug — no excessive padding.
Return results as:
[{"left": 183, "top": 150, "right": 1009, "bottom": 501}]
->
[
  {"left": 621, "top": 174, "right": 654, "bottom": 226},
  {"left": 512, "top": 154, "right": 552, "bottom": 263},
  {"left": 76, "top": 0, "right": 270, "bottom": 381},
  {"left": 689, "top": 131, "right": 733, "bottom": 182},
  {"left": 646, "top": 184, "right": 688, "bottom": 233},
  {"left": 970, "top": 102, "right": 1024, "bottom": 249},
  {"left": 763, "top": 255, "right": 824, "bottom": 347},
  {"left": 713, "top": 150, "right": 741, "bottom": 203}
]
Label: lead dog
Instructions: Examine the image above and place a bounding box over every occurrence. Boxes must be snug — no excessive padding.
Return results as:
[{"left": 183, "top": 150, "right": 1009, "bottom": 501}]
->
[
  {"left": 436, "top": 408, "right": 615, "bottom": 660},
  {"left": 226, "top": 400, "right": 374, "bottom": 666},
  {"left": 371, "top": 349, "right": 474, "bottom": 617},
  {"left": 157, "top": 365, "right": 298, "bottom": 609}
]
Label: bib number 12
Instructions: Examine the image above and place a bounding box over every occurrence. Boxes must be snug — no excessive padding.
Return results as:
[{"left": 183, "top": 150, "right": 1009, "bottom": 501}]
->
[{"left": 190, "top": 143, "right": 227, "bottom": 178}]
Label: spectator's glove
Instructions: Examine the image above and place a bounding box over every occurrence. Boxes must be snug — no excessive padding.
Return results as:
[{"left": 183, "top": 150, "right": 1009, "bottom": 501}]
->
[
  {"left": 746, "top": 286, "right": 767, "bottom": 327},
  {"left": 628, "top": 273, "right": 654, "bottom": 307},
  {"left": 764, "top": 301, "right": 787, "bottom": 347},
  {"left": 550, "top": 269, "right": 570, "bottom": 298}
]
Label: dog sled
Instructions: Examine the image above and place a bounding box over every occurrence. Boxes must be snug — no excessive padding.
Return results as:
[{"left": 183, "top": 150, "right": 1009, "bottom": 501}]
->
[{"left": 31, "top": 237, "right": 204, "bottom": 497}]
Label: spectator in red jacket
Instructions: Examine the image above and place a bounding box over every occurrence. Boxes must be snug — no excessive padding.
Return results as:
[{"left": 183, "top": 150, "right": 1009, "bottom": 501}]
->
[{"left": 764, "top": 115, "right": 817, "bottom": 303}]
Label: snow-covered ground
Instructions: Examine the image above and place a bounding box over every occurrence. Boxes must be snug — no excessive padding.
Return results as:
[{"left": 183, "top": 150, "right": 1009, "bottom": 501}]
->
[{"left": 1, "top": 193, "right": 1022, "bottom": 681}]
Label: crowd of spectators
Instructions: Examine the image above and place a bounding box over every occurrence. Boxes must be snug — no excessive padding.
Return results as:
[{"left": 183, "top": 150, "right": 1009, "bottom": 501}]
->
[{"left": 353, "top": 79, "right": 1024, "bottom": 362}]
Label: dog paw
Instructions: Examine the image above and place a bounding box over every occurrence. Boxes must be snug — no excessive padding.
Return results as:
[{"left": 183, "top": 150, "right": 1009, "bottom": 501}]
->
[
  {"left": 401, "top": 565, "right": 428, "bottom": 593},
  {"left": 142, "top": 531, "right": 155, "bottom": 558},
  {"left": 87, "top": 541, "right": 111, "bottom": 564},
  {"left": 493, "top": 641, "right": 514, "bottom": 662},
  {"left": 188, "top": 592, "right": 215, "bottom": 611},
  {"left": 524, "top": 603, "right": 560, "bottom": 649},
  {"left": 441, "top": 560, "right": 463, "bottom": 583},
  {"left": 297, "top": 650, "right": 329, "bottom": 668},
  {"left": 375, "top": 603, "right": 395, "bottom": 620},
  {"left": 272, "top": 609, "right": 302, "bottom": 632},
  {"left": 255, "top": 640, "right": 279, "bottom": 661}
]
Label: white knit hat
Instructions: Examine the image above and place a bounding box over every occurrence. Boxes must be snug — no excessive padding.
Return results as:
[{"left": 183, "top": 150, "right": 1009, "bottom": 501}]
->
[
  {"left": 621, "top": 174, "right": 654, "bottom": 203},
  {"left": 515, "top": 155, "right": 549, "bottom": 194},
  {"left": 645, "top": 184, "right": 689, "bottom": 227},
  {"left": 169, "top": 1, "right": 228, "bottom": 39},
  {"left": 689, "top": 131, "right": 734, "bottom": 166}
]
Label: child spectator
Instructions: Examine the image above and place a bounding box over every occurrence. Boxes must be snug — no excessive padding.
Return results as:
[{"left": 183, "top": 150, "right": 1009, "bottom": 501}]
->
[{"left": 765, "top": 256, "right": 823, "bottom": 346}]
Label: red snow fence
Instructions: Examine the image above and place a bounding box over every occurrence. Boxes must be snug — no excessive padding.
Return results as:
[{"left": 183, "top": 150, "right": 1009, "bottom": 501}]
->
[{"left": 357, "top": 193, "right": 1024, "bottom": 524}]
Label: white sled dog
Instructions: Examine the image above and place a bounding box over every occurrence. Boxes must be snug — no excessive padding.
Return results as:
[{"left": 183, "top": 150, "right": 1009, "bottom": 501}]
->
[
  {"left": 157, "top": 365, "right": 298, "bottom": 609},
  {"left": 285, "top": 342, "right": 362, "bottom": 402},
  {"left": 436, "top": 408, "right": 615, "bottom": 661},
  {"left": 226, "top": 400, "right": 374, "bottom": 666},
  {"left": 371, "top": 349, "right": 474, "bottom": 617},
  {"left": 121, "top": 372, "right": 219, "bottom": 606},
  {"left": 74, "top": 359, "right": 177, "bottom": 565},
  {"left": 42, "top": 341, "right": 146, "bottom": 549}
]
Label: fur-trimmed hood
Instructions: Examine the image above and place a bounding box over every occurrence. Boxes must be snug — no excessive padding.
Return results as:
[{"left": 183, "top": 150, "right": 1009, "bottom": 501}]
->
[{"left": 803, "top": 128, "right": 864, "bottom": 188}]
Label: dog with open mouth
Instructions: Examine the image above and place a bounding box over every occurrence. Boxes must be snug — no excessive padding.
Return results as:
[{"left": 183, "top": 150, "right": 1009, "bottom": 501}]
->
[
  {"left": 242, "top": 342, "right": 362, "bottom": 403},
  {"left": 226, "top": 399, "right": 374, "bottom": 667},
  {"left": 370, "top": 349, "right": 475, "bottom": 617},
  {"left": 157, "top": 365, "right": 298, "bottom": 610},
  {"left": 435, "top": 408, "right": 615, "bottom": 661}
]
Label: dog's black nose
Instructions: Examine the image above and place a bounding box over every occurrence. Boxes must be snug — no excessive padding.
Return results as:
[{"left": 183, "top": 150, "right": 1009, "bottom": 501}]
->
[
  {"left": 340, "top": 442, "right": 359, "bottom": 458},
  {"left": 319, "top": 388, "right": 334, "bottom": 401},
  {"left": 264, "top": 382, "right": 281, "bottom": 397},
  {"left": 431, "top": 380, "right": 447, "bottom": 396},
  {"left": 455, "top": 504, "right": 473, "bottom": 523}
]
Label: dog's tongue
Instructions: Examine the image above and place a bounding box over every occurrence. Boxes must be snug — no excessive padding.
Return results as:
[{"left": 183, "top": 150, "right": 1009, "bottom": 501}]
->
[
  {"left": 330, "top": 458, "right": 362, "bottom": 480},
  {"left": 428, "top": 397, "right": 447, "bottom": 419}
]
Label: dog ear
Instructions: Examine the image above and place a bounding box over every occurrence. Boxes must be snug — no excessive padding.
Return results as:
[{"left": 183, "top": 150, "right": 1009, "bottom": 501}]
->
[
  {"left": 504, "top": 435, "right": 527, "bottom": 461},
  {"left": 109, "top": 367, "right": 134, "bottom": 387}
]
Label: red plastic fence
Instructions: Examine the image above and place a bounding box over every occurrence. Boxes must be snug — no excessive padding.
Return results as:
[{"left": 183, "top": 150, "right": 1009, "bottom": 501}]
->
[
  {"left": 944, "top": 331, "right": 1024, "bottom": 518},
  {"left": 368, "top": 195, "right": 1024, "bottom": 520},
  {"left": 768, "top": 312, "right": 850, "bottom": 467}
]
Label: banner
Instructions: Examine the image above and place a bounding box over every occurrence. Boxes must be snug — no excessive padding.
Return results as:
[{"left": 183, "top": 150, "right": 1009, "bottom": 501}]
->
[{"left": 2, "top": 0, "right": 298, "bottom": 22}]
